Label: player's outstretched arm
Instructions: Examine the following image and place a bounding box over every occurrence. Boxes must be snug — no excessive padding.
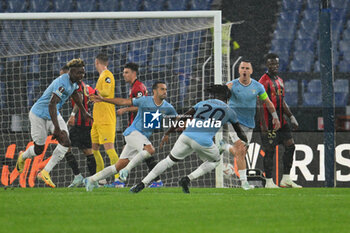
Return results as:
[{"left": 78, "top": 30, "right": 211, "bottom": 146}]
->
[
  {"left": 283, "top": 100, "right": 298, "bottom": 130},
  {"left": 231, "top": 122, "right": 248, "bottom": 146},
  {"left": 117, "top": 106, "right": 138, "bottom": 115},
  {"left": 160, "top": 108, "right": 195, "bottom": 148},
  {"left": 90, "top": 92, "right": 132, "bottom": 106}
]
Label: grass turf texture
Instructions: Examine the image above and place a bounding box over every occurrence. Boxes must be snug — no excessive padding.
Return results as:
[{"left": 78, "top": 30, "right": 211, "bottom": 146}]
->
[{"left": 1, "top": 187, "right": 349, "bottom": 233}]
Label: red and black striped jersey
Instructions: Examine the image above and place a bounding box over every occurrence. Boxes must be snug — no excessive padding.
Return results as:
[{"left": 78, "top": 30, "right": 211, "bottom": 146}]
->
[
  {"left": 259, "top": 73, "right": 287, "bottom": 129},
  {"left": 71, "top": 81, "right": 94, "bottom": 127},
  {"left": 128, "top": 79, "right": 148, "bottom": 125}
]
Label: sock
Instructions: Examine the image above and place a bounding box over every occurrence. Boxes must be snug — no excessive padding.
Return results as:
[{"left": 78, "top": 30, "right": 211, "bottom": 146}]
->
[
  {"left": 44, "top": 144, "right": 69, "bottom": 173},
  {"left": 263, "top": 149, "right": 274, "bottom": 178},
  {"left": 142, "top": 156, "right": 175, "bottom": 185},
  {"left": 145, "top": 156, "right": 161, "bottom": 182},
  {"left": 239, "top": 169, "right": 247, "bottom": 182},
  {"left": 188, "top": 160, "right": 219, "bottom": 181},
  {"left": 22, "top": 146, "right": 36, "bottom": 159},
  {"left": 65, "top": 152, "right": 80, "bottom": 176},
  {"left": 106, "top": 149, "right": 119, "bottom": 180},
  {"left": 86, "top": 154, "right": 96, "bottom": 176},
  {"left": 90, "top": 165, "right": 117, "bottom": 182},
  {"left": 283, "top": 144, "right": 295, "bottom": 174},
  {"left": 125, "top": 150, "right": 151, "bottom": 171},
  {"left": 282, "top": 174, "right": 290, "bottom": 181},
  {"left": 265, "top": 178, "right": 273, "bottom": 184},
  {"left": 224, "top": 144, "right": 231, "bottom": 153},
  {"left": 93, "top": 150, "right": 104, "bottom": 172}
]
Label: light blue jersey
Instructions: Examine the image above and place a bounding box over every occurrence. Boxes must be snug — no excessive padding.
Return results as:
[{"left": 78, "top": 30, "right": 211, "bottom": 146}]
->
[
  {"left": 31, "top": 73, "right": 79, "bottom": 120},
  {"left": 123, "top": 96, "right": 177, "bottom": 138},
  {"left": 226, "top": 79, "right": 267, "bottom": 128},
  {"left": 183, "top": 99, "right": 238, "bottom": 147}
]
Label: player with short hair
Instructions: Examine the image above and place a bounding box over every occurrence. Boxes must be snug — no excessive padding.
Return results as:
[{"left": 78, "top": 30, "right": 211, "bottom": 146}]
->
[
  {"left": 106, "top": 62, "right": 163, "bottom": 188},
  {"left": 15, "top": 59, "right": 92, "bottom": 188},
  {"left": 129, "top": 84, "right": 249, "bottom": 194},
  {"left": 83, "top": 81, "right": 177, "bottom": 191},
  {"left": 259, "top": 53, "right": 301, "bottom": 188},
  {"left": 220, "top": 60, "right": 280, "bottom": 189},
  {"left": 91, "top": 53, "right": 119, "bottom": 186}
]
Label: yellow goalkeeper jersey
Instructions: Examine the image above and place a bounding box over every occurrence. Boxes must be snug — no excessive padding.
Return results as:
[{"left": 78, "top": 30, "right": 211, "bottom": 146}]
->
[{"left": 93, "top": 69, "right": 116, "bottom": 125}]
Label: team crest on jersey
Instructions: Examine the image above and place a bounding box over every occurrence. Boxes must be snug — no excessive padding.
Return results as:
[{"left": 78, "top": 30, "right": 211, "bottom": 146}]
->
[
  {"left": 105, "top": 77, "right": 111, "bottom": 83},
  {"left": 58, "top": 86, "right": 65, "bottom": 93},
  {"left": 252, "top": 89, "right": 256, "bottom": 94}
]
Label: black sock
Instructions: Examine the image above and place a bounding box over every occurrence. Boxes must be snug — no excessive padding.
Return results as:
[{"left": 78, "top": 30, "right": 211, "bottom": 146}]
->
[
  {"left": 65, "top": 152, "right": 80, "bottom": 176},
  {"left": 145, "top": 156, "right": 160, "bottom": 182},
  {"left": 86, "top": 154, "right": 96, "bottom": 176},
  {"left": 283, "top": 144, "right": 296, "bottom": 174}
]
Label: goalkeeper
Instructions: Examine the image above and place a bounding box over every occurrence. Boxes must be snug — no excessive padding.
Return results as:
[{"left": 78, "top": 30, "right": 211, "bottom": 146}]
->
[{"left": 90, "top": 53, "right": 119, "bottom": 186}]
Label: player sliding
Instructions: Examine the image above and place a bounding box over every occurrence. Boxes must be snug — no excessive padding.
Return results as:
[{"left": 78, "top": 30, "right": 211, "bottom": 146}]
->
[
  {"left": 15, "top": 59, "right": 92, "bottom": 188},
  {"left": 83, "top": 81, "right": 177, "bottom": 191},
  {"left": 130, "top": 84, "right": 249, "bottom": 194}
]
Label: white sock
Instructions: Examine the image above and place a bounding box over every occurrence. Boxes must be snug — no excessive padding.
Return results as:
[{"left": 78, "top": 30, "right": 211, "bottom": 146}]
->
[
  {"left": 224, "top": 144, "right": 231, "bottom": 153},
  {"left": 239, "top": 169, "right": 247, "bottom": 182},
  {"left": 75, "top": 173, "right": 82, "bottom": 178},
  {"left": 44, "top": 144, "right": 69, "bottom": 173},
  {"left": 266, "top": 178, "right": 273, "bottom": 184},
  {"left": 22, "top": 145, "right": 36, "bottom": 159},
  {"left": 282, "top": 174, "right": 290, "bottom": 180},
  {"left": 142, "top": 156, "right": 175, "bottom": 185},
  {"left": 188, "top": 161, "right": 219, "bottom": 181},
  {"left": 124, "top": 150, "right": 151, "bottom": 171},
  {"left": 90, "top": 165, "right": 117, "bottom": 182}
]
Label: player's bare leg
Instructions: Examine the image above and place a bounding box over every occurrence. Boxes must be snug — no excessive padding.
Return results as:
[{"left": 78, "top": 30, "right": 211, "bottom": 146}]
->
[{"left": 219, "top": 140, "right": 254, "bottom": 190}]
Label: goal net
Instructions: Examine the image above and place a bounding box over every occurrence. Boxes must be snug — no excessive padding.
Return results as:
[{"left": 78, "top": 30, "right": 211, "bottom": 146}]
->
[{"left": 0, "top": 11, "right": 227, "bottom": 188}]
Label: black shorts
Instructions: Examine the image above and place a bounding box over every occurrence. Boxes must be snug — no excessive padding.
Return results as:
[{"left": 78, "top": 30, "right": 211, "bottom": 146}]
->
[
  {"left": 261, "top": 123, "right": 293, "bottom": 147},
  {"left": 69, "top": 126, "right": 92, "bottom": 149}
]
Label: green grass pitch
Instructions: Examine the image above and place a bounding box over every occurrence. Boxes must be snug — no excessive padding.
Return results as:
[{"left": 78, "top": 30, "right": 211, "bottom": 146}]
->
[{"left": 1, "top": 187, "right": 349, "bottom": 233}]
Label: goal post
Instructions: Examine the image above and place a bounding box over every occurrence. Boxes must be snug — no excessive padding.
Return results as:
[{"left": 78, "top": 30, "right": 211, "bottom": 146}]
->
[{"left": 0, "top": 11, "right": 225, "bottom": 188}]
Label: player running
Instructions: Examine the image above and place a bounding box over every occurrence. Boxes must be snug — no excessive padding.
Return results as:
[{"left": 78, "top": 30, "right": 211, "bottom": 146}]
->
[
  {"left": 15, "top": 59, "right": 92, "bottom": 188},
  {"left": 106, "top": 62, "right": 163, "bottom": 188},
  {"left": 83, "top": 81, "right": 177, "bottom": 191},
  {"left": 129, "top": 84, "right": 249, "bottom": 193}
]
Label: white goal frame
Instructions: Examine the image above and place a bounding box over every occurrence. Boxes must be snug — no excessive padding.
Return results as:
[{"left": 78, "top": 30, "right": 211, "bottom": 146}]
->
[{"left": 0, "top": 11, "right": 224, "bottom": 188}]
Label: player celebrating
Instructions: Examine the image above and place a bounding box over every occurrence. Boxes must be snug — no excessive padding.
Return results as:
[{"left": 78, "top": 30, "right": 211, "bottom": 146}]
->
[
  {"left": 84, "top": 81, "right": 177, "bottom": 191},
  {"left": 107, "top": 62, "right": 163, "bottom": 188},
  {"left": 91, "top": 53, "right": 119, "bottom": 186},
  {"left": 220, "top": 60, "right": 280, "bottom": 189},
  {"left": 129, "top": 84, "right": 249, "bottom": 194},
  {"left": 15, "top": 59, "right": 92, "bottom": 188},
  {"left": 259, "top": 53, "right": 301, "bottom": 188}
]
